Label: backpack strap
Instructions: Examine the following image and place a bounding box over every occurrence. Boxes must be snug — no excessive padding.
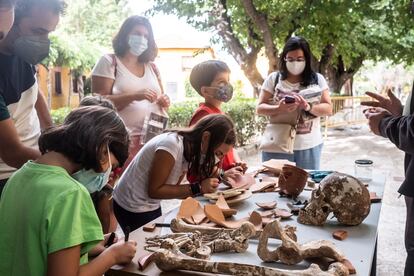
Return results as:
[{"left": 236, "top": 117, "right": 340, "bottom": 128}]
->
[
  {"left": 150, "top": 62, "right": 164, "bottom": 94},
  {"left": 106, "top": 54, "right": 118, "bottom": 95},
  {"left": 273, "top": 72, "right": 280, "bottom": 93}
]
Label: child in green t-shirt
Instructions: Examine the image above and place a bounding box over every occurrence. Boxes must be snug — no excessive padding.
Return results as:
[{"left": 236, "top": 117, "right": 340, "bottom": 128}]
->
[{"left": 0, "top": 106, "right": 136, "bottom": 276}]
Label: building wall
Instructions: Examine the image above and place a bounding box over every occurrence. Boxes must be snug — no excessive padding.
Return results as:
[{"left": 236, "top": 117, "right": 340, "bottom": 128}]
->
[
  {"left": 156, "top": 48, "right": 215, "bottom": 101},
  {"left": 37, "top": 66, "right": 80, "bottom": 110}
]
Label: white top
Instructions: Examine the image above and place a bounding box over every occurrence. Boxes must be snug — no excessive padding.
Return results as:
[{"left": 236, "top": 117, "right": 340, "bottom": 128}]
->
[
  {"left": 113, "top": 132, "right": 188, "bottom": 213},
  {"left": 92, "top": 55, "right": 162, "bottom": 137},
  {"left": 261, "top": 72, "right": 329, "bottom": 150},
  {"left": 0, "top": 82, "right": 40, "bottom": 180}
]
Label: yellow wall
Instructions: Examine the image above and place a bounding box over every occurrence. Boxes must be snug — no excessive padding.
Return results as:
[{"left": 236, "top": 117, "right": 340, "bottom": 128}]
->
[{"left": 37, "top": 66, "right": 80, "bottom": 110}]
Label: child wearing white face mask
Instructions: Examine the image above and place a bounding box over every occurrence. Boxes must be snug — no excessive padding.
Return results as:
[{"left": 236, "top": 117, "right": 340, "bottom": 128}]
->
[
  {"left": 0, "top": 106, "right": 137, "bottom": 276},
  {"left": 92, "top": 15, "right": 170, "bottom": 172},
  {"left": 257, "top": 36, "right": 333, "bottom": 170}
]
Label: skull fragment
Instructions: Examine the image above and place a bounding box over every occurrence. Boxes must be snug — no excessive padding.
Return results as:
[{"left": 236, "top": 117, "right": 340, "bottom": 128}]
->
[{"left": 298, "top": 172, "right": 370, "bottom": 226}]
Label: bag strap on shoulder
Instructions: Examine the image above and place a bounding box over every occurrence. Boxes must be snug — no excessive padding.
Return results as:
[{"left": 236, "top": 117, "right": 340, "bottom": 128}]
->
[{"left": 150, "top": 62, "right": 165, "bottom": 94}]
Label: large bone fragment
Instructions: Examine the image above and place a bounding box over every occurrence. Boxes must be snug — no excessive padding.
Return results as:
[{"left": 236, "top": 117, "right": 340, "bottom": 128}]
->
[
  {"left": 153, "top": 248, "right": 349, "bottom": 276},
  {"left": 258, "top": 220, "right": 344, "bottom": 265}
]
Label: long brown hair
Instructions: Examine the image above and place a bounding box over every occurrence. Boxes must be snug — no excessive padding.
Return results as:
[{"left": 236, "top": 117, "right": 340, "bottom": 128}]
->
[{"left": 171, "top": 114, "right": 236, "bottom": 180}]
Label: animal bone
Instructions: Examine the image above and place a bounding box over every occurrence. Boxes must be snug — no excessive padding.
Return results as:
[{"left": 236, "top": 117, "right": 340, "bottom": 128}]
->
[
  {"left": 298, "top": 172, "right": 370, "bottom": 226},
  {"left": 153, "top": 247, "right": 349, "bottom": 276},
  {"left": 258, "top": 220, "right": 344, "bottom": 265},
  {"left": 148, "top": 221, "right": 256, "bottom": 258}
]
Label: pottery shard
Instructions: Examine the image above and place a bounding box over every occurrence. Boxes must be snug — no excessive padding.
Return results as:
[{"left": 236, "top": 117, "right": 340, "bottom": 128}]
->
[
  {"left": 177, "top": 197, "right": 206, "bottom": 225},
  {"left": 256, "top": 201, "right": 277, "bottom": 210},
  {"left": 369, "top": 192, "right": 381, "bottom": 203},
  {"left": 341, "top": 259, "right": 356, "bottom": 274},
  {"left": 332, "top": 230, "right": 348, "bottom": 241},
  {"left": 274, "top": 208, "right": 293, "bottom": 219},
  {"left": 138, "top": 253, "right": 155, "bottom": 271},
  {"left": 143, "top": 223, "right": 156, "bottom": 232},
  {"left": 216, "top": 195, "right": 237, "bottom": 218}
]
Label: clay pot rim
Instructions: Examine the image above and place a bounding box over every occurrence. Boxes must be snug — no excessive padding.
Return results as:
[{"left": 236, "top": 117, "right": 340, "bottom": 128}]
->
[{"left": 282, "top": 164, "right": 308, "bottom": 176}]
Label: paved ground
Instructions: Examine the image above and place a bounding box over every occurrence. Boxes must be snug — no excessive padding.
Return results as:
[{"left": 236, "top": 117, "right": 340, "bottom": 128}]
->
[{"left": 160, "top": 124, "right": 407, "bottom": 275}]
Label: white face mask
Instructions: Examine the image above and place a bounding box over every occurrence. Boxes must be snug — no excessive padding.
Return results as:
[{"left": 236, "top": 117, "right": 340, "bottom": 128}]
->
[
  {"left": 128, "top": 35, "right": 148, "bottom": 57},
  {"left": 286, "top": 61, "right": 306, "bottom": 76},
  {"left": 72, "top": 147, "right": 112, "bottom": 193}
]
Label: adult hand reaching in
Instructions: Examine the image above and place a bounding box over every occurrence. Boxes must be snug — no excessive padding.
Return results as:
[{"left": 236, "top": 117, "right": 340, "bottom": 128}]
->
[
  {"left": 361, "top": 89, "right": 403, "bottom": 116},
  {"left": 363, "top": 107, "right": 392, "bottom": 136}
]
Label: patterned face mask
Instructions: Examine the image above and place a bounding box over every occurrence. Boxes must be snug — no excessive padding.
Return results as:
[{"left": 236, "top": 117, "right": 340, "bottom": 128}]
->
[{"left": 207, "top": 84, "right": 234, "bottom": 102}]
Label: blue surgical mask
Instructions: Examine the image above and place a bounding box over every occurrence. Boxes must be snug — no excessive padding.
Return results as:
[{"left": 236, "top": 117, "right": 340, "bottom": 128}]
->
[
  {"left": 128, "top": 35, "right": 148, "bottom": 57},
  {"left": 72, "top": 147, "right": 112, "bottom": 193}
]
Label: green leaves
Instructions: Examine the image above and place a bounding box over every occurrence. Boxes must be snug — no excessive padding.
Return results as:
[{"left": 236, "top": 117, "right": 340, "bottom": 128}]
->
[{"left": 152, "top": 0, "right": 414, "bottom": 92}]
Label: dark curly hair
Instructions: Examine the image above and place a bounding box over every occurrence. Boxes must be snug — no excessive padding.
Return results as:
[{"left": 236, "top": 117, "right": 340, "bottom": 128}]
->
[
  {"left": 39, "top": 106, "right": 130, "bottom": 171},
  {"left": 112, "top": 15, "right": 158, "bottom": 63}
]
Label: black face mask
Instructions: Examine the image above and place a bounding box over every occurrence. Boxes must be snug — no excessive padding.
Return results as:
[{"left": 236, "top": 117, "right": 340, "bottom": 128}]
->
[{"left": 13, "top": 35, "right": 50, "bottom": 65}]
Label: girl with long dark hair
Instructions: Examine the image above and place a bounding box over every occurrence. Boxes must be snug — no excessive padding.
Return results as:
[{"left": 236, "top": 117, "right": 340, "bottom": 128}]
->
[{"left": 112, "top": 114, "right": 237, "bottom": 232}]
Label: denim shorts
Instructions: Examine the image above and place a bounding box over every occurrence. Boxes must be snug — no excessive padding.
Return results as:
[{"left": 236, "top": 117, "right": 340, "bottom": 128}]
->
[{"left": 262, "top": 143, "right": 323, "bottom": 170}]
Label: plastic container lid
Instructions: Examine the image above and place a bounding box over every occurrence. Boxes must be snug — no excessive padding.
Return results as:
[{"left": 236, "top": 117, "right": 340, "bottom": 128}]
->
[{"left": 355, "top": 159, "right": 373, "bottom": 165}]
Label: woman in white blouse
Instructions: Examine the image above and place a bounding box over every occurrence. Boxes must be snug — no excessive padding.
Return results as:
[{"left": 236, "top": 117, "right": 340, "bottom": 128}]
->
[{"left": 92, "top": 16, "right": 170, "bottom": 169}]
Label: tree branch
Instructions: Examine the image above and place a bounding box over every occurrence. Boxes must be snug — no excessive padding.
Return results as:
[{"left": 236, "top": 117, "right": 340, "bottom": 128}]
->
[
  {"left": 241, "top": 0, "right": 279, "bottom": 73},
  {"left": 209, "top": 0, "right": 263, "bottom": 95}
]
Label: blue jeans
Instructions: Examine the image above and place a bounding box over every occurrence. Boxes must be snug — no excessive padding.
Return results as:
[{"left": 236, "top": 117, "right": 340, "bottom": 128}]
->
[{"left": 262, "top": 143, "right": 323, "bottom": 170}]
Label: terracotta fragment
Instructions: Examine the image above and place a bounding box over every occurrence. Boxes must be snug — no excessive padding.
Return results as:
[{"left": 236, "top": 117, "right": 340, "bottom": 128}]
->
[
  {"left": 250, "top": 181, "right": 276, "bottom": 193},
  {"left": 274, "top": 208, "right": 293, "bottom": 219},
  {"left": 262, "top": 159, "right": 296, "bottom": 175},
  {"left": 369, "top": 192, "right": 381, "bottom": 203},
  {"left": 204, "top": 204, "right": 244, "bottom": 229},
  {"left": 204, "top": 187, "right": 245, "bottom": 200},
  {"left": 248, "top": 211, "right": 263, "bottom": 231},
  {"left": 278, "top": 164, "right": 309, "bottom": 197},
  {"left": 143, "top": 223, "right": 156, "bottom": 232},
  {"left": 215, "top": 195, "right": 238, "bottom": 217},
  {"left": 222, "top": 190, "right": 252, "bottom": 205},
  {"left": 256, "top": 201, "right": 277, "bottom": 210},
  {"left": 332, "top": 230, "right": 348, "bottom": 241},
  {"left": 138, "top": 252, "right": 155, "bottom": 271},
  {"left": 225, "top": 173, "right": 256, "bottom": 189},
  {"left": 177, "top": 197, "right": 206, "bottom": 225}
]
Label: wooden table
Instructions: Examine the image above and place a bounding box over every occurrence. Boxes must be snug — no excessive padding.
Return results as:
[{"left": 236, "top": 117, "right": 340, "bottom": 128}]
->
[{"left": 107, "top": 172, "right": 385, "bottom": 276}]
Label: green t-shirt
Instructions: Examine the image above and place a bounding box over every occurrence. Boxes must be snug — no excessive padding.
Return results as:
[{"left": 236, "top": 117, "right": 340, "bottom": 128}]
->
[{"left": 0, "top": 161, "right": 104, "bottom": 276}]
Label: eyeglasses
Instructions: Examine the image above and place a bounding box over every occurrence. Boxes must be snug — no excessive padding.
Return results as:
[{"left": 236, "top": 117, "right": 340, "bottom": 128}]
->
[{"left": 285, "top": 57, "right": 305, "bottom": 62}]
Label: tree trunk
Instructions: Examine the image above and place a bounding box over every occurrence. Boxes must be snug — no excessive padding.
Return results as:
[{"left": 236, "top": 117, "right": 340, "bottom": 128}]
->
[
  {"left": 241, "top": 0, "right": 279, "bottom": 74},
  {"left": 211, "top": 0, "right": 264, "bottom": 97}
]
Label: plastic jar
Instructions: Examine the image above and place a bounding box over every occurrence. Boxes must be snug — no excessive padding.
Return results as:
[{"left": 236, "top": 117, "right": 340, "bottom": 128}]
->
[{"left": 354, "top": 159, "right": 373, "bottom": 182}]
